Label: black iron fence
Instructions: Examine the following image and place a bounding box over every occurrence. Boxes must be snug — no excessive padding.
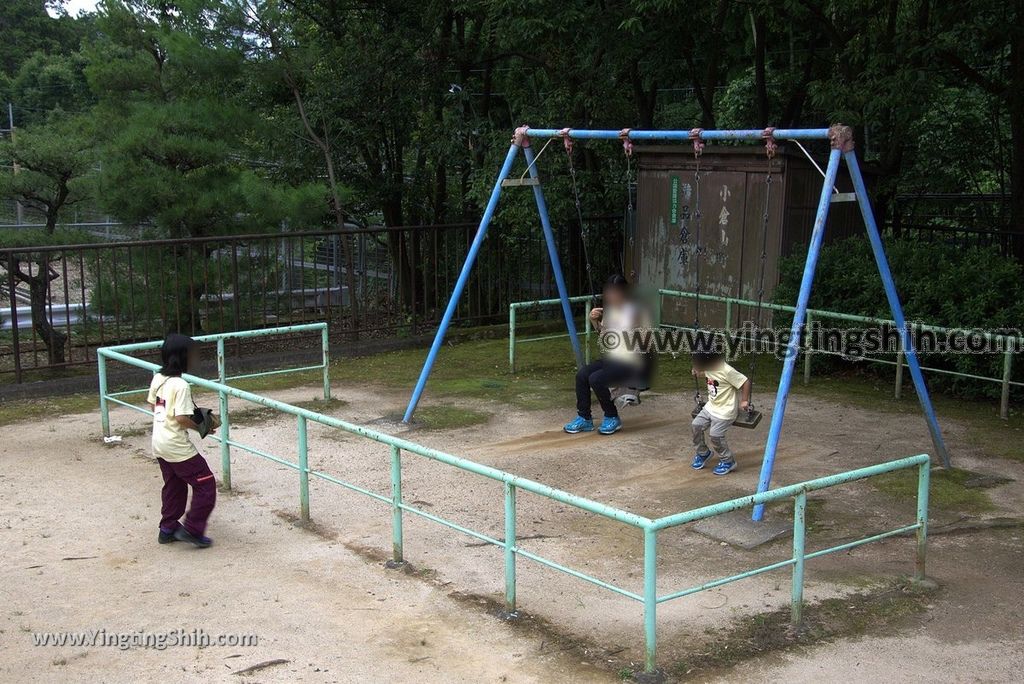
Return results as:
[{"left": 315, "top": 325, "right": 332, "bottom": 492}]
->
[
  {"left": 890, "top": 193, "right": 1014, "bottom": 254},
  {"left": 1, "top": 220, "right": 622, "bottom": 382}
]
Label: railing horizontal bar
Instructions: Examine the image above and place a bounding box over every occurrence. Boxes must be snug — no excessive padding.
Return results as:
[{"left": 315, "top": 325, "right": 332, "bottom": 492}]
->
[
  {"left": 97, "top": 346, "right": 654, "bottom": 529},
  {"left": 225, "top": 439, "right": 299, "bottom": 470},
  {"left": 309, "top": 470, "right": 392, "bottom": 505},
  {"left": 397, "top": 503, "right": 505, "bottom": 547},
  {"left": 518, "top": 333, "right": 578, "bottom": 344},
  {"left": 659, "top": 288, "right": 1023, "bottom": 346},
  {"left": 108, "top": 388, "right": 150, "bottom": 398},
  {"left": 804, "top": 523, "right": 921, "bottom": 560},
  {"left": 514, "top": 547, "right": 644, "bottom": 602},
  {"left": 225, "top": 364, "right": 325, "bottom": 382},
  {"left": 651, "top": 455, "right": 928, "bottom": 530},
  {"left": 104, "top": 322, "right": 328, "bottom": 353},
  {"left": 105, "top": 395, "right": 152, "bottom": 415},
  {"left": 657, "top": 557, "right": 796, "bottom": 604},
  {"left": 511, "top": 295, "right": 594, "bottom": 310}
]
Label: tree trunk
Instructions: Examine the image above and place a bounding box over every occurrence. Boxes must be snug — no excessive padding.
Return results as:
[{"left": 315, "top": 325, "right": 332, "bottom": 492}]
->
[{"left": 14, "top": 257, "right": 67, "bottom": 365}]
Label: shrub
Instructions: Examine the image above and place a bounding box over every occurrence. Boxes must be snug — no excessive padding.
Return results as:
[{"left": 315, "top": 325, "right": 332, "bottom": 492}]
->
[{"left": 774, "top": 236, "right": 1024, "bottom": 399}]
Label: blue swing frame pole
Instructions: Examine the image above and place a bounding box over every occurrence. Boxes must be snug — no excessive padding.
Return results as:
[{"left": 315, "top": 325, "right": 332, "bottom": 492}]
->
[
  {"left": 403, "top": 142, "right": 521, "bottom": 423},
  {"left": 522, "top": 145, "right": 585, "bottom": 368},
  {"left": 844, "top": 150, "right": 950, "bottom": 468},
  {"left": 752, "top": 145, "right": 843, "bottom": 521}
]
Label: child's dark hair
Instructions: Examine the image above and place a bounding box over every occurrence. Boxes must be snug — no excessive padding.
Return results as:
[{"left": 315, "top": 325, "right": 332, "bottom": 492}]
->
[
  {"left": 160, "top": 333, "right": 196, "bottom": 377},
  {"left": 691, "top": 335, "right": 725, "bottom": 370},
  {"left": 604, "top": 273, "right": 630, "bottom": 293}
]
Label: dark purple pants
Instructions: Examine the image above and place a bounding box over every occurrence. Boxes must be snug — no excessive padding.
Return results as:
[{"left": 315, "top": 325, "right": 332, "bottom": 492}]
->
[{"left": 157, "top": 455, "right": 216, "bottom": 537}]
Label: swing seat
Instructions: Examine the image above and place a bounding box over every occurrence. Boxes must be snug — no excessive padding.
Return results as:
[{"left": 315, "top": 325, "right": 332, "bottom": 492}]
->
[
  {"left": 612, "top": 382, "right": 650, "bottom": 410},
  {"left": 691, "top": 400, "right": 763, "bottom": 429}
]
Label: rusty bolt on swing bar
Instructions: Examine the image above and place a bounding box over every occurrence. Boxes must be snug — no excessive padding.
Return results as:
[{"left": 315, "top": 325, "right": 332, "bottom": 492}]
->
[{"left": 829, "top": 123, "right": 855, "bottom": 152}]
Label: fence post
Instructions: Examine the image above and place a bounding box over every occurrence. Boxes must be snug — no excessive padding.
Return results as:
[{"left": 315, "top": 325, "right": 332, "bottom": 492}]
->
[
  {"left": 643, "top": 527, "right": 658, "bottom": 674},
  {"left": 321, "top": 325, "right": 331, "bottom": 401},
  {"left": 504, "top": 482, "right": 517, "bottom": 615},
  {"left": 298, "top": 415, "right": 309, "bottom": 522},
  {"left": 802, "top": 312, "right": 813, "bottom": 385},
  {"left": 915, "top": 460, "right": 930, "bottom": 581},
  {"left": 1001, "top": 346, "right": 1013, "bottom": 420},
  {"left": 217, "top": 339, "right": 232, "bottom": 490},
  {"left": 895, "top": 349, "right": 905, "bottom": 400},
  {"left": 98, "top": 352, "right": 110, "bottom": 437},
  {"left": 509, "top": 305, "right": 517, "bottom": 374},
  {"left": 390, "top": 445, "right": 404, "bottom": 564},
  {"left": 791, "top": 491, "right": 807, "bottom": 627}
]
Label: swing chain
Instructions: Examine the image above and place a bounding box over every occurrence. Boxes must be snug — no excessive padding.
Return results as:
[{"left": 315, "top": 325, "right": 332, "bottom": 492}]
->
[
  {"left": 562, "top": 128, "right": 596, "bottom": 296},
  {"left": 690, "top": 128, "right": 705, "bottom": 406},
  {"left": 745, "top": 127, "right": 776, "bottom": 407}
]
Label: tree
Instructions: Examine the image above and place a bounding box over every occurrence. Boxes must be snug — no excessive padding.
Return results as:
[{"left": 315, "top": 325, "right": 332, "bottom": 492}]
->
[{"left": 0, "top": 116, "right": 94, "bottom": 363}]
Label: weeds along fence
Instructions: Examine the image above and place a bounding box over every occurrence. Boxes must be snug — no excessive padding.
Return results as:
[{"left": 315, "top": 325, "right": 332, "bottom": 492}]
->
[
  {"left": 98, "top": 326, "right": 931, "bottom": 675},
  {"left": 1, "top": 220, "right": 621, "bottom": 382}
]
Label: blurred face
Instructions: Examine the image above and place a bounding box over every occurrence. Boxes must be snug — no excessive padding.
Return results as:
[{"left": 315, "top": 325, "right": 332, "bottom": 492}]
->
[{"left": 603, "top": 285, "right": 626, "bottom": 307}]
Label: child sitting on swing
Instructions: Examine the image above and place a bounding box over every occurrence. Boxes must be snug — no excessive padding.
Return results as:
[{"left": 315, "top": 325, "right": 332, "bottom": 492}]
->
[
  {"left": 564, "top": 274, "right": 647, "bottom": 435},
  {"left": 690, "top": 346, "right": 751, "bottom": 475}
]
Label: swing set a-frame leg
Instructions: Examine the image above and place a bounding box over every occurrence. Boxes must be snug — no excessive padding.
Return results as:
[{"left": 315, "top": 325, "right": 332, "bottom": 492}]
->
[
  {"left": 403, "top": 128, "right": 584, "bottom": 423},
  {"left": 753, "top": 125, "right": 950, "bottom": 521}
]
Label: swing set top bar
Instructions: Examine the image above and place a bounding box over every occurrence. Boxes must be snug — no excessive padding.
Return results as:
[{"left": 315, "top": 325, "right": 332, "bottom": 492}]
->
[{"left": 520, "top": 127, "right": 833, "bottom": 142}]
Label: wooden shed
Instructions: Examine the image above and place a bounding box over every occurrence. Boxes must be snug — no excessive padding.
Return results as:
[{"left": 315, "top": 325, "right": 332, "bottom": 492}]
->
[{"left": 625, "top": 145, "right": 871, "bottom": 329}]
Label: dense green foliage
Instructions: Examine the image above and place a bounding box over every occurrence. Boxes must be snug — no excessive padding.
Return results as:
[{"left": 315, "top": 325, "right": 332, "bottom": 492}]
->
[
  {"left": 776, "top": 237, "right": 1024, "bottom": 397},
  {"left": 0, "top": 0, "right": 1019, "bottom": 239}
]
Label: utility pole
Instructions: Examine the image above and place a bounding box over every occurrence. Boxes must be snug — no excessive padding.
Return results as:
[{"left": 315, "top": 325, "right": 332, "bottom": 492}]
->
[{"left": 8, "top": 103, "right": 23, "bottom": 225}]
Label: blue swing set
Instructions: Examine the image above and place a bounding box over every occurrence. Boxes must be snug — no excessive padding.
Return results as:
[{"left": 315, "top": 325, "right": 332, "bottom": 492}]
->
[{"left": 402, "top": 124, "right": 951, "bottom": 522}]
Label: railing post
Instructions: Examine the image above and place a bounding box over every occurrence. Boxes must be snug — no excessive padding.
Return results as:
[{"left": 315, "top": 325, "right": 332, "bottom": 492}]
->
[
  {"left": 217, "top": 339, "right": 231, "bottom": 490},
  {"left": 724, "top": 298, "right": 732, "bottom": 334},
  {"left": 390, "top": 445, "right": 404, "bottom": 564},
  {"left": 654, "top": 291, "right": 663, "bottom": 328},
  {"left": 915, "top": 460, "right": 930, "bottom": 581},
  {"left": 802, "top": 312, "right": 813, "bottom": 385},
  {"left": 321, "top": 325, "right": 331, "bottom": 401},
  {"left": 1001, "top": 346, "right": 1013, "bottom": 420},
  {"left": 791, "top": 491, "right": 807, "bottom": 627},
  {"left": 509, "top": 305, "right": 517, "bottom": 374},
  {"left": 504, "top": 481, "right": 517, "bottom": 615},
  {"left": 642, "top": 527, "right": 658, "bottom": 674},
  {"left": 895, "top": 349, "right": 905, "bottom": 400},
  {"left": 98, "top": 351, "right": 110, "bottom": 437},
  {"left": 298, "top": 415, "right": 309, "bottom": 521}
]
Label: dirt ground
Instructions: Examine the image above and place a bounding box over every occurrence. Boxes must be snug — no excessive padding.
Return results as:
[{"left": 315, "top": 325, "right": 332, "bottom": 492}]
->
[{"left": 2, "top": 377, "right": 1023, "bottom": 682}]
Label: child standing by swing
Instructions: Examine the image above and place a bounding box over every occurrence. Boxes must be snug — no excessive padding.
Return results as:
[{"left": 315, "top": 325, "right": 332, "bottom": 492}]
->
[
  {"left": 690, "top": 348, "right": 751, "bottom": 475},
  {"left": 147, "top": 334, "right": 220, "bottom": 548},
  {"left": 563, "top": 274, "right": 648, "bottom": 435}
]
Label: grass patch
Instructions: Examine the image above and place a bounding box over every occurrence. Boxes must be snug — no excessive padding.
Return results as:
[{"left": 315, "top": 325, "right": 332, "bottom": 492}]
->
[
  {"left": 667, "top": 579, "right": 932, "bottom": 679},
  {"left": 411, "top": 405, "right": 491, "bottom": 430},
  {"left": 0, "top": 393, "right": 99, "bottom": 426},
  {"left": 871, "top": 467, "right": 995, "bottom": 515}
]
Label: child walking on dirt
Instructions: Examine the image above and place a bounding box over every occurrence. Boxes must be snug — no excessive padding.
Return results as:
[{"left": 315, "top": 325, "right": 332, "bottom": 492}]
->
[
  {"left": 147, "top": 334, "right": 220, "bottom": 548},
  {"left": 690, "top": 348, "right": 751, "bottom": 475},
  {"left": 563, "top": 274, "right": 649, "bottom": 436}
]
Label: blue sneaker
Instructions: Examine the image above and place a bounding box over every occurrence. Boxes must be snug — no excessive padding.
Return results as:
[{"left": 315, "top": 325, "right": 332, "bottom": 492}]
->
[
  {"left": 713, "top": 459, "right": 736, "bottom": 476},
  {"left": 564, "top": 416, "right": 594, "bottom": 434},
  {"left": 598, "top": 416, "right": 622, "bottom": 435},
  {"left": 691, "top": 450, "right": 712, "bottom": 470}
]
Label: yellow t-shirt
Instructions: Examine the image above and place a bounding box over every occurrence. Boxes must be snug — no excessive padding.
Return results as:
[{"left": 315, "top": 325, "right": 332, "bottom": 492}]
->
[
  {"left": 147, "top": 373, "right": 197, "bottom": 462},
  {"left": 703, "top": 362, "right": 749, "bottom": 421}
]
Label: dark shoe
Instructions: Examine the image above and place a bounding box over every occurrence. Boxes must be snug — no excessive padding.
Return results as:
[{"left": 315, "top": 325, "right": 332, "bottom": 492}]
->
[
  {"left": 173, "top": 527, "right": 213, "bottom": 548},
  {"left": 158, "top": 529, "right": 179, "bottom": 544}
]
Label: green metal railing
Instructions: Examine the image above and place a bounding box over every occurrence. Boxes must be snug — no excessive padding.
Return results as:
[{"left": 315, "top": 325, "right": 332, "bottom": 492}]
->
[
  {"left": 655, "top": 289, "right": 1021, "bottom": 419},
  {"left": 508, "top": 295, "right": 596, "bottom": 373},
  {"left": 98, "top": 325, "right": 930, "bottom": 675},
  {"left": 506, "top": 292, "right": 1021, "bottom": 419}
]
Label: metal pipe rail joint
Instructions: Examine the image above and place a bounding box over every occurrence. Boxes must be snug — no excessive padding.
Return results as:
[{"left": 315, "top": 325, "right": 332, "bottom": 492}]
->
[{"left": 98, "top": 325, "right": 930, "bottom": 675}]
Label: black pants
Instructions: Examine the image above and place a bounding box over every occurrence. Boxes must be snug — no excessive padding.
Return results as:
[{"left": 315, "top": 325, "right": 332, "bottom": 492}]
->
[{"left": 576, "top": 359, "right": 637, "bottom": 420}]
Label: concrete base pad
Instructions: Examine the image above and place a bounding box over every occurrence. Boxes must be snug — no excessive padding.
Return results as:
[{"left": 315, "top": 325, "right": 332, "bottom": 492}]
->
[{"left": 692, "top": 509, "right": 792, "bottom": 550}]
